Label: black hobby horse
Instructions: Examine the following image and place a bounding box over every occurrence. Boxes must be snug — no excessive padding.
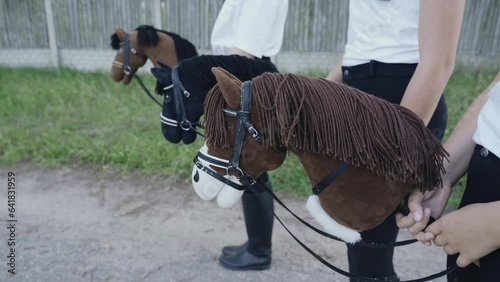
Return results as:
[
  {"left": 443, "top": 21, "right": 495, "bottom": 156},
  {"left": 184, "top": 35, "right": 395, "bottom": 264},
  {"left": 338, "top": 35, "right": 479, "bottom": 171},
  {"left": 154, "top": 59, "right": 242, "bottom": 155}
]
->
[{"left": 152, "top": 54, "right": 279, "bottom": 144}]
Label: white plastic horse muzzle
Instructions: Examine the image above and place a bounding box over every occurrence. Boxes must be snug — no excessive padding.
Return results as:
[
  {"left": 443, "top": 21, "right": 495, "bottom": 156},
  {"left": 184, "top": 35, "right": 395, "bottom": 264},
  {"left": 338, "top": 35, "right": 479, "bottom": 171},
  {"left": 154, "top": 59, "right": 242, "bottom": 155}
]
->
[{"left": 191, "top": 145, "right": 244, "bottom": 208}]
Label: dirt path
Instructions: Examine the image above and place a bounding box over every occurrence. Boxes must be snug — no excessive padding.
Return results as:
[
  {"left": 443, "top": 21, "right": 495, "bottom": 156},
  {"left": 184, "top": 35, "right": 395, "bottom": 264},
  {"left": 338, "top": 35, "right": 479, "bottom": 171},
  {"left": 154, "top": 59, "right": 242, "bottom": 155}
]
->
[{"left": 0, "top": 165, "right": 449, "bottom": 282}]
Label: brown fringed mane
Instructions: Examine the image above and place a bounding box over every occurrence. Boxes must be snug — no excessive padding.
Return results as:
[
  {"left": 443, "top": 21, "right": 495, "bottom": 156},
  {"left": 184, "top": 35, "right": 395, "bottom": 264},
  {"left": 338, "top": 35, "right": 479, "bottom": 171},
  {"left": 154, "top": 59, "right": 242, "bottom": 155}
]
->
[{"left": 205, "top": 73, "right": 448, "bottom": 191}]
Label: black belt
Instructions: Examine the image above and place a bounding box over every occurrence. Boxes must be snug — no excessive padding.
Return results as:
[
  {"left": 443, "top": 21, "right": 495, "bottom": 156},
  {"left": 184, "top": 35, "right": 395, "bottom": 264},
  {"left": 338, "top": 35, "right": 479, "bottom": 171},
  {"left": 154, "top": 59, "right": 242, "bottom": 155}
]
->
[{"left": 342, "top": 60, "right": 417, "bottom": 80}]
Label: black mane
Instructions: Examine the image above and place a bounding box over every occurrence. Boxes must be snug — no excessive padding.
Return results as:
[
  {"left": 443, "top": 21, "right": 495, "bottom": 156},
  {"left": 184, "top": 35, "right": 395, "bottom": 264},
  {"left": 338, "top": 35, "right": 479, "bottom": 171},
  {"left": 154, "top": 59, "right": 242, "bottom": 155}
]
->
[
  {"left": 163, "top": 31, "right": 198, "bottom": 61},
  {"left": 181, "top": 55, "right": 279, "bottom": 93},
  {"left": 136, "top": 25, "right": 160, "bottom": 48},
  {"left": 110, "top": 25, "right": 198, "bottom": 60},
  {"left": 154, "top": 55, "right": 279, "bottom": 96}
]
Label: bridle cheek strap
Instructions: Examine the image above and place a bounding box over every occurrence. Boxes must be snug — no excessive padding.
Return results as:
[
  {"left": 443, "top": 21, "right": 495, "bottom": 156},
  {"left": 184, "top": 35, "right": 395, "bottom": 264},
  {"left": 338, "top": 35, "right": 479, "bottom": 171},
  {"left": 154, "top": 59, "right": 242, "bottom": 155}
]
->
[
  {"left": 158, "top": 66, "right": 204, "bottom": 137},
  {"left": 171, "top": 66, "right": 191, "bottom": 131},
  {"left": 121, "top": 33, "right": 147, "bottom": 76},
  {"left": 225, "top": 81, "right": 260, "bottom": 173}
]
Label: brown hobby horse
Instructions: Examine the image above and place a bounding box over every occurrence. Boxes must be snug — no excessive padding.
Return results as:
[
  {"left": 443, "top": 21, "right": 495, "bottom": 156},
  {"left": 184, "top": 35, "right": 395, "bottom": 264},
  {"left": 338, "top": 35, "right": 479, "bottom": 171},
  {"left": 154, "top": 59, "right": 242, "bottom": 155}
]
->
[
  {"left": 110, "top": 25, "right": 197, "bottom": 84},
  {"left": 191, "top": 67, "right": 448, "bottom": 243}
]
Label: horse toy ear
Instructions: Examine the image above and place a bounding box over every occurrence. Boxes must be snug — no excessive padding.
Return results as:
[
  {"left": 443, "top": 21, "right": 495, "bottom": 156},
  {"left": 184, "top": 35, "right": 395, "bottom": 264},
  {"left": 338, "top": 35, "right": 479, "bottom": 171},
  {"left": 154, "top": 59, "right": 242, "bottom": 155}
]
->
[
  {"left": 211, "top": 67, "right": 242, "bottom": 110},
  {"left": 114, "top": 28, "right": 126, "bottom": 41},
  {"left": 150, "top": 65, "right": 172, "bottom": 85}
]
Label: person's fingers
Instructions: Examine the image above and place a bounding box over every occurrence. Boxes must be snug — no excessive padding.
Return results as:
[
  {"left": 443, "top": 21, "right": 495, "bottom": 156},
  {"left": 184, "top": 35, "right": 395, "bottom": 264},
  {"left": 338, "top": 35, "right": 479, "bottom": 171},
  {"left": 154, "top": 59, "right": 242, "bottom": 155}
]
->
[
  {"left": 443, "top": 244, "right": 458, "bottom": 255},
  {"left": 407, "top": 192, "right": 425, "bottom": 219},
  {"left": 432, "top": 233, "right": 446, "bottom": 247},
  {"left": 456, "top": 254, "right": 473, "bottom": 268},
  {"left": 424, "top": 219, "right": 441, "bottom": 236},
  {"left": 396, "top": 192, "right": 426, "bottom": 228},
  {"left": 395, "top": 212, "right": 415, "bottom": 228},
  {"left": 407, "top": 208, "right": 432, "bottom": 236},
  {"left": 414, "top": 231, "right": 434, "bottom": 246}
]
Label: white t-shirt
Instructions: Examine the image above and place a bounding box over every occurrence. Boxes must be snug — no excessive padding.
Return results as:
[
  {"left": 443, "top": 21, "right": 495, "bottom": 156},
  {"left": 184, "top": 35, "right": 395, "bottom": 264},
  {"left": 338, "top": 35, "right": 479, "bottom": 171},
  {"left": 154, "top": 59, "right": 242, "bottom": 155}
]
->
[
  {"left": 343, "top": 0, "right": 420, "bottom": 66},
  {"left": 473, "top": 82, "right": 500, "bottom": 158},
  {"left": 211, "top": 0, "right": 288, "bottom": 58}
]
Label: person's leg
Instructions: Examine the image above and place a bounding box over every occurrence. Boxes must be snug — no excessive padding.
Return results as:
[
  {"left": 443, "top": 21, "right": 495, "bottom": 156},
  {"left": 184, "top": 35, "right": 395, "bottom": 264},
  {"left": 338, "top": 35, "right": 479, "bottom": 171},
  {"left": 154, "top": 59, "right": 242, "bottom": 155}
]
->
[
  {"left": 446, "top": 254, "right": 479, "bottom": 282},
  {"left": 347, "top": 214, "right": 399, "bottom": 281},
  {"left": 447, "top": 145, "right": 500, "bottom": 281},
  {"left": 479, "top": 249, "right": 500, "bottom": 282},
  {"left": 346, "top": 96, "right": 447, "bottom": 281},
  {"left": 219, "top": 173, "right": 274, "bottom": 270},
  {"left": 342, "top": 62, "right": 447, "bottom": 280},
  {"left": 342, "top": 72, "right": 406, "bottom": 281}
]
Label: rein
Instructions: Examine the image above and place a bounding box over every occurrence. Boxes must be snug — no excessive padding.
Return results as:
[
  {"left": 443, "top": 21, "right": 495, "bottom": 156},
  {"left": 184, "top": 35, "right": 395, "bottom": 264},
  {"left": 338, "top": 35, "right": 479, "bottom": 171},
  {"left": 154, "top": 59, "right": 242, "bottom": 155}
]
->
[
  {"left": 247, "top": 179, "right": 458, "bottom": 282},
  {"left": 135, "top": 75, "right": 162, "bottom": 107},
  {"left": 195, "top": 149, "right": 420, "bottom": 248},
  {"left": 196, "top": 80, "right": 457, "bottom": 281}
]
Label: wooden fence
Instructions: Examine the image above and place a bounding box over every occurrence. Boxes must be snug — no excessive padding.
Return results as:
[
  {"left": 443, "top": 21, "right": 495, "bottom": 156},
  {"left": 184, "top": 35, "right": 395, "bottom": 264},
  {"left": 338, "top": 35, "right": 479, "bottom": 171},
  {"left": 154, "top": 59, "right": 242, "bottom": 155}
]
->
[{"left": 0, "top": 0, "right": 499, "bottom": 68}]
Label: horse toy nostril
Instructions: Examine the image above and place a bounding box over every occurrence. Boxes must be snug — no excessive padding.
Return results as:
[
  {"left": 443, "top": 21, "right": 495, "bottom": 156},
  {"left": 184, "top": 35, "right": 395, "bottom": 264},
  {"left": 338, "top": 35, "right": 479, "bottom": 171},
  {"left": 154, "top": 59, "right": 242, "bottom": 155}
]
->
[{"left": 193, "top": 170, "right": 200, "bottom": 182}]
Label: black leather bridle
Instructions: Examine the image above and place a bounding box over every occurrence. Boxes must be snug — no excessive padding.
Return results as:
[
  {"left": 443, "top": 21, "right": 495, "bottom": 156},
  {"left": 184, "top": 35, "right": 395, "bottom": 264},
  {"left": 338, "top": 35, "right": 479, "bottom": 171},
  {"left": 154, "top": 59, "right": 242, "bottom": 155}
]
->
[
  {"left": 115, "top": 33, "right": 147, "bottom": 76},
  {"left": 159, "top": 65, "right": 205, "bottom": 137},
  {"left": 193, "top": 81, "right": 263, "bottom": 191},
  {"left": 112, "top": 32, "right": 163, "bottom": 107},
  {"left": 193, "top": 80, "right": 457, "bottom": 281}
]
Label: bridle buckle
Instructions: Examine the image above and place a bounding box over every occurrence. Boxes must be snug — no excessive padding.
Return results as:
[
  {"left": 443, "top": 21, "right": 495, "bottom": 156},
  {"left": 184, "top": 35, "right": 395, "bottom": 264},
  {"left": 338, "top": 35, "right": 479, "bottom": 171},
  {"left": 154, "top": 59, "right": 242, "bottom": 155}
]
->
[
  {"left": 124, "top": 65, "right": 132, "bottom": 75},
  {"left": 180, "top": 120, "right": 192, "bottom": 131},
  {"left": 248, "top": 127, "right": 259, "bottom": 139},
  {"left": 226, "top": 166, "right": 243, "bottom": 177}
]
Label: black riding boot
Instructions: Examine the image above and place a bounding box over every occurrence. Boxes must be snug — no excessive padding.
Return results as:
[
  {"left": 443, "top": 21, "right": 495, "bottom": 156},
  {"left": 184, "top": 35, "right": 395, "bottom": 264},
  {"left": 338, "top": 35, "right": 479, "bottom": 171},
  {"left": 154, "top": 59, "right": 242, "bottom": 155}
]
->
[{"left": 219, "top": 174, "right": 274, "bottom": 270}]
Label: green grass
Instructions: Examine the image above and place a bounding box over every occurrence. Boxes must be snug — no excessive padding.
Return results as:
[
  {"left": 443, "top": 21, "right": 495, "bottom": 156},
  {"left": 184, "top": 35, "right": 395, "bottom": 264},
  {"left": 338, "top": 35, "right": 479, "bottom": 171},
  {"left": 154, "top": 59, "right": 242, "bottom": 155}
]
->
[
  {"left": 0, "top": 66, "right": 497, "bottom": 209},
  {"left": 0, "top": 68, "right": 200, "bottom": 179}
]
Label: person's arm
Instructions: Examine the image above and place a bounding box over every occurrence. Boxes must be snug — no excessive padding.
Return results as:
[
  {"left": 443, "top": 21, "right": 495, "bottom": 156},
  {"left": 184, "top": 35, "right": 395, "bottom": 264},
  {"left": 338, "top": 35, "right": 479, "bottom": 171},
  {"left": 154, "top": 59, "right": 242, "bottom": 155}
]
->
[
  {"left": 396, "top": 71, "right": 500, "bottom": 243},
  {"left": 231, "top": 0, "right": 288, "bottom": 58},
  {"left": 399, "top": 0, "right": 465, "bottom": 125},
  {"left": 325, "top": 56, "right": 343, "bottom": 83},
  {"left": 428, "top": 201, "right": 500, "bottom": 267},
  {"left": 438, "top": 71, "right": 500, "bottom": 187}
]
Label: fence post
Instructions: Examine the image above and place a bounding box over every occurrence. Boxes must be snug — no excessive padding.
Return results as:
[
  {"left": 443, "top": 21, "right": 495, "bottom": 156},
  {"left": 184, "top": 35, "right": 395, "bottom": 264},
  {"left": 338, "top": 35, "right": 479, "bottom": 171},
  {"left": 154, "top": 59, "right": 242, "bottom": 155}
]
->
[
  {"left": 152, "top": 0, "right": 163, "bottom": 29},
  {"left": 44, "top": 0, "right": 59, "bottom": 68}
]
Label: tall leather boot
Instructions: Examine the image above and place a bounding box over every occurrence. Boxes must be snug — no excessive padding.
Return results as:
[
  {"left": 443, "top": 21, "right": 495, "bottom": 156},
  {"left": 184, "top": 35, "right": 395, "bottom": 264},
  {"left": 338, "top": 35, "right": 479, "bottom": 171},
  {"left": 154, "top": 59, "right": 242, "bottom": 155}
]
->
[{"left": 219, "top": 174, "right": 274, "bottom": 270}]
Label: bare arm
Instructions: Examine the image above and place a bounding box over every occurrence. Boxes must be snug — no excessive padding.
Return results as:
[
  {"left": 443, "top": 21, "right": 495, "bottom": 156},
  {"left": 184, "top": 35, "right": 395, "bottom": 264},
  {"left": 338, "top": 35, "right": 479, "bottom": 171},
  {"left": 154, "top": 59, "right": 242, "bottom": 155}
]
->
[
  {"left": 400, "top": 0, "right": 466, "bottom": 125},
  {"left": 325, "top": 56, "right": 343, "bottom": 83},
  {"left": 442, "top": 71, "right": 500, "bottom": 187},
  {"left": 397, "top": 71, "right": 500, "bottom": 241}
]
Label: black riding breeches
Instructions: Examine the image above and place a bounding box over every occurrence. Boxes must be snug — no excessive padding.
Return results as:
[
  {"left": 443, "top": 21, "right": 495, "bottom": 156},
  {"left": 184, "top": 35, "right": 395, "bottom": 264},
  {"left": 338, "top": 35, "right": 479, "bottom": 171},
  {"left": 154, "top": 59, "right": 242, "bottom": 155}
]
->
[
  {"left": 342, "top": 60, "right": 448, "bottom": 281},
  {"left": 446, "top": 145, "right": 500, "bottom": 282}
]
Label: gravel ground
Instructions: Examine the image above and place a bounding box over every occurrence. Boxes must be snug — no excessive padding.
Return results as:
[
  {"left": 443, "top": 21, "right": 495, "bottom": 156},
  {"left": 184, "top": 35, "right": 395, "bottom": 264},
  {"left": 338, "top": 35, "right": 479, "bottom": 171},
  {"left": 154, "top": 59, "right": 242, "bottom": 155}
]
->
[{"left": 0, "top": 165, "right": 449, "bottom": 282}]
